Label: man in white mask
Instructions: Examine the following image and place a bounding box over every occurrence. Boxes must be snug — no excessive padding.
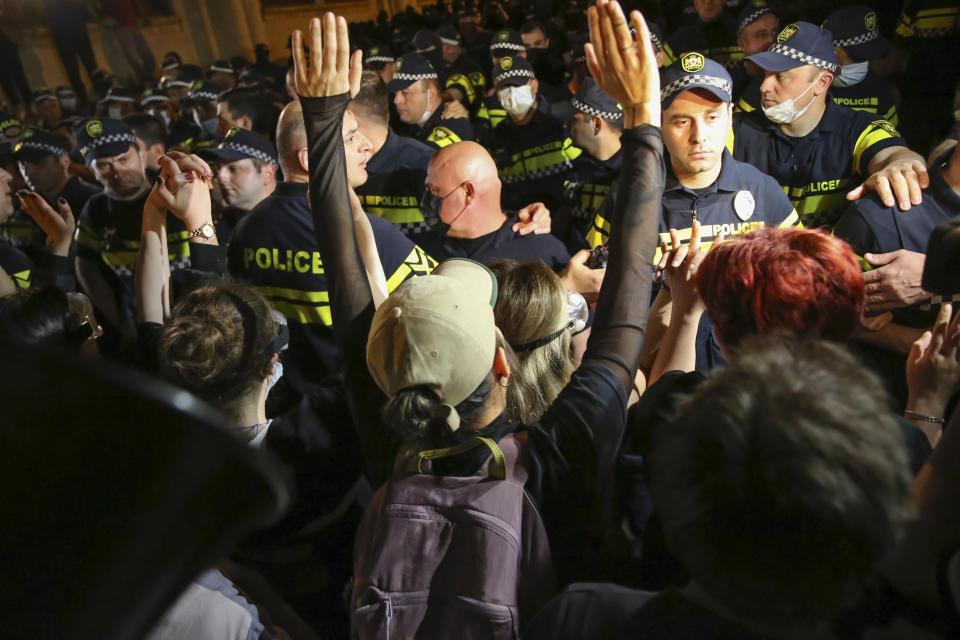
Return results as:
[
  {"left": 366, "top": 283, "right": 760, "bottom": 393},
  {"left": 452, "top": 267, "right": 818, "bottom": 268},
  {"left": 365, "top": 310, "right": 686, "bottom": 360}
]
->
[
  {"left": 823, "top": 5, "right": 899, "bottom": 126},
  {"left": 74, "top": 118, "right": 194, "bottom": 351},
  {"left": 732, "top": 21, "right": 927, "bottom": 229},
  {"left": 388, "top": 53, "right": 476, "bottom": 149},
  {"left": 98, "top": 87, "right": 138, "bottom": 121},
  {"left": 487, "top": 55, "right": 581, "bottom": 212}
]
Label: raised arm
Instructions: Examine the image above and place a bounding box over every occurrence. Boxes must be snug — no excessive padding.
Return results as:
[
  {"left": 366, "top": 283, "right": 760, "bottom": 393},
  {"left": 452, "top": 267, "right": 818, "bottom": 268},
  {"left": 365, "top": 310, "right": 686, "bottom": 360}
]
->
[
  {"left": 294, "top": 14, "right": 395, "bottom": 484},
  {"left": 582, "top": 0, "right": 663, "bottom": 393}
]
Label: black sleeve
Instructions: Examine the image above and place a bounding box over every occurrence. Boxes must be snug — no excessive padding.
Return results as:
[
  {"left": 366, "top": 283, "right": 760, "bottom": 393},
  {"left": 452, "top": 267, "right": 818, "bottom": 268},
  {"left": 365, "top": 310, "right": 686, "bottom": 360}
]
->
[
  {"left": 31, "top": 252, "right": 76, "bottom": 292},
  {"left": 833, "top": 201, "right": 882, "bottom": 258},
  {"left": 300, "top": 93, "right": 396, "bottom": 487},
  {"left": 583, "top": 125, "right": 664, "bottom": 392},
  {"left": 189, "top": 242, "right": 228, "bottom": 274}
]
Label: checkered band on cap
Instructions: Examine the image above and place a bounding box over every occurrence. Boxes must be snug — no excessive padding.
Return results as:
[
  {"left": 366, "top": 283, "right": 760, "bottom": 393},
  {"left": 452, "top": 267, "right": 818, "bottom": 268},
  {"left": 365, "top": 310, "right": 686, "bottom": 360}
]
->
[
  {"left": 440, "top": 36, "right": 460, "bottom": 46},
  {"left": 767, "top": 42, "right": 840, "bottom": 73},
  {"left": 366, "top": 54, "right": 395, "bottom": 63},
  {"left": 833, "top": 29, "right": 879, "bottom": 48},
  {"left": 393, "top": 70, "right": 438, "bottom": 82},
  {"left": 738, "top": 7, "right": 772, "bottom": 36},
  {"left": 141, "top": 93, "right": 167, "bottom": 106},
  {"left": 19, "top": 140, "right": 67, "bottom": 156},
  {"left": 210, "top": 64, "right": 234, "bottom": 74},
  {"left": 661, "top": 74, "right": 733, "bottom": 102},
  {"left": 494, "top": 67, "right": 536, "bottom": 84},
  {"left": 219, "top": 141, "right": 276, "bottom": 165},
  {"left": 79, "top": 132, "right": 137, "bottom": 158},
  {"left": 490, "top": 41, "right": 525, "bottom": 52},
  {"left": 166, "top": 79, "right": 193, "bottom": 88},
  {"left": 572, "top": 96, "right": 623, "bottom": 121},
  {"left": 188, "top": 89, "right": 219, "bottom": 102},
  {"left": 105, "top": 94, "right": 136, "bottom": 103}
]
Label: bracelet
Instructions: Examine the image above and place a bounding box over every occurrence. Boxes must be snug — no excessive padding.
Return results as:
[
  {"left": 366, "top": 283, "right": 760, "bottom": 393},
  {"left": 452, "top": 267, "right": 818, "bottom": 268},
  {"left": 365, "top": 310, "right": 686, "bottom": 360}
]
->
[{"left": 903, "top": 410, "right": 946, "bottom": 425}]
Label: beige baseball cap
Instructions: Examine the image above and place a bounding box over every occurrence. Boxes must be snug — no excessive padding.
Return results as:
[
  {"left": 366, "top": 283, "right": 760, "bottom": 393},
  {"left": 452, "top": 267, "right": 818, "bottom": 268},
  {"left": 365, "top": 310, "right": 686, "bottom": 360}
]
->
[{"left": 366, "top": 259, "right": 499, "bottom": 431}]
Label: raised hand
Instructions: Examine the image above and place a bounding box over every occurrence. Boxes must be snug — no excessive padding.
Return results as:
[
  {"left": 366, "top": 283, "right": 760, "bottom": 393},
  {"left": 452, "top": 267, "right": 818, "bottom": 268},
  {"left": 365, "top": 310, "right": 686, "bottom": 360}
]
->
[
  {"left": 584, "top": 0, "right": 660, "bottom": 127},
  {"left": 151, "top": 154, "right": 213, "bottom": 232},
  {"left": 16, "top": 190, "right": 75, "bottom": 257},
  {"left": 291, "top": 13, "right": 363, "bottom": 99},
  {"left": 658, "top": 220, "right": 708, "bottom": 315}
]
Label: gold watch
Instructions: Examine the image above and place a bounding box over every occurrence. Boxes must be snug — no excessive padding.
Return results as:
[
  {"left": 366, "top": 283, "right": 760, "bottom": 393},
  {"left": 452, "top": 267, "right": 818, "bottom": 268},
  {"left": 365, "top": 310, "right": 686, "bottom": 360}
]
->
[{"left": 188, "top": 222, "right": 216, "bottom": 239}]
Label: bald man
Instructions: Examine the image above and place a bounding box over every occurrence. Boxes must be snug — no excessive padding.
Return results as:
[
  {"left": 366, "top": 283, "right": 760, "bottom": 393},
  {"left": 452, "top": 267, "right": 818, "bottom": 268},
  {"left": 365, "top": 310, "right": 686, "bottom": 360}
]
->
[
  {"left": 418, "top": 140, "right": 570, "bottom": 268},
  {"left": 228, "top": 99, "right": 435, "bottom": 392}
]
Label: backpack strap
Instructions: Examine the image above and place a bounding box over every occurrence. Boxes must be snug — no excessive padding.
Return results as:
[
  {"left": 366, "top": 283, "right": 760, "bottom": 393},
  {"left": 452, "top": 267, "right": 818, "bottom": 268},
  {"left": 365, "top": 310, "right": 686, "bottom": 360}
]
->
[{"left": 411, "top": 436, "right": 507, "bottom": 480}]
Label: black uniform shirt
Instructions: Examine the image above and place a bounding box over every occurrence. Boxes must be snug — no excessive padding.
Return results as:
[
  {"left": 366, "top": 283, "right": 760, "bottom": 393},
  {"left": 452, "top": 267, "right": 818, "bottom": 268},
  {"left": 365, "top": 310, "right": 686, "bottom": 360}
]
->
[{"left": 355, "top": 130, "right": 435, "bottom": 235}]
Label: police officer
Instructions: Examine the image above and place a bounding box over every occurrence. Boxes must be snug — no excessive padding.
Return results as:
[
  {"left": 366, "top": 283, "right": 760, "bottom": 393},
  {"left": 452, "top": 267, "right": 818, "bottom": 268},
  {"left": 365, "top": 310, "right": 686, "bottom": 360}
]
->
[
  {"left": 823, "top": 5, "right": 899, "bottom": 125},
  {"left": 656, "top": 55, "right": 800, "bottom": 371},
  {"left": 560, "top": 79, "right": 623, "bottom": 249},
  {"left": 664, "top": 0, "right": 743, "bottom": 69},
  {"left": 730, "top": 0, "right": 780, "bottom": 102},
  {"left": 734, "top": 22, "right": 926, "bottom": 229},
  {"left": 33, "top": 88, "right": 63, "bottom": 130},
  {"left": 74, "top": 118, "right": 192, "bottom": 351},
  {"left": 388, "top": 53, "right": 476, "bottom": 148},
  {"left": 207, "top": 59, "right": 237, "bottom": 93},
  {"left": 14, "top": 128, "right": 100, "bottom": 216},
  {"left": 487, "top": 55, "right": 581, "bottom": 212},
  {"left": 98, "top": 87, "right": 138, "bottom": 120},
  {"left": 181, "top": 81, "right": 221, "bottom": 143},
  {"left": 228, "top": 101, "right": 434, "bottom": 392},
  {"left": 438, "top": 25, "right": 485, "bottom": 110},
  {"left": 141, "top": 85, "right": 178, "bottom": 130},
  {"left": 894, "top": 0, "right": 960, "bottom": 153},
  {"left": 123, "top": 113, "right": 167, "bottom": 179},
  {"left": 363, "top": 44, "right": 397, "bottom": 86},
  {"left": 475, "top": 29, "right": 527, "bottom": 134},
  {"left": 350, "top": 71, "right": 435, "bottom": 237},
  {"left": 199, "top": 127, "right": 278, "bottom": 244}
]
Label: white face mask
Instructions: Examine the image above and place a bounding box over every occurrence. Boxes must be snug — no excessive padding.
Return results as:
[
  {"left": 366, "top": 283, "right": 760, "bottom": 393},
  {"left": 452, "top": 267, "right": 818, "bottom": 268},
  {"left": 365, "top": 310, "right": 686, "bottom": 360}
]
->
[
  {"left": 266, "top": 360, "right": 283, "bottom": 394},
  {"left": 834, "top": 61, "right": 869, "bottom": 87},
  {"left": 107, "top": 105, "right": 124, "bottom": 119},
  {"left": 498, "top": 85, "right": 535, "bottom": 117},
  {"left": 762, "top": 74, "right": 823, "bottom": 124},
  {"left": 60, "top": 98, "right": 77, "bottom": 112}
]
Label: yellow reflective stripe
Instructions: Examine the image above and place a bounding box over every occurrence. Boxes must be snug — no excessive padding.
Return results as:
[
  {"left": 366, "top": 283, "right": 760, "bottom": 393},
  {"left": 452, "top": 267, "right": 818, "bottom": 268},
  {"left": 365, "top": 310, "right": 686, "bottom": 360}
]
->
[
  {"left": 499, "top": 138, "right": 581, "bottom": 180},
  {"left": 269, "top": 300, "right": 332, "bottom": 326},
  {"left": 76, "top": 224, "right": 100, "bottom": 249},
  {"left": 662, "top": 42, "right": 676, "bottom": 65},
  {"left": 735, "top": 95, "right": 756, "bottom": 113},
  {"left": 427, "top": 126, "right": 462, "bottom": 148},
  {"left": 255, "top": 285, "right": 330, "bottom": 303},
  {"left": 652, "top": 221, "right": 770, "bottom": 264},
  {"left": 364, "top": 206, "right": 425, "bottom": 224},
  {"left": 913, "top": 6, "right": 959, "bottom": 31},
  {"left": 883, "top": 104, "right": 899, "bottom": 127},
  {"left": 585, "top": 213, "right": 611, "bottom": 249},
  {"left": 11, "top": 269, "right": 30, "bottom": 289},
  {"left": 386, "top": 245, "right": 436, "bottom": 292},
  {"left": 725, "top": 127, "right": 735, "bottom": 154},
  {"left": 778, "top": 209, "right": 801, "bottom": 228},
  {"left": 852, "top": 119, "right": 900, "bottom": 174}
]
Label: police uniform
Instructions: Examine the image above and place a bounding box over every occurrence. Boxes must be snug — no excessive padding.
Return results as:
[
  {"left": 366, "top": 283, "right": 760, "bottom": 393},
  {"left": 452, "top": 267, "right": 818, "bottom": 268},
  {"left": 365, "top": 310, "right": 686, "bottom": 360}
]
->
[
  {"left": 834, "top": 149, "right": 960, "bottom": 328},
  {"left": 74, "top": 119, "right": 192, "bottom": 328},
  {"left": 663, "top": 12, "right": 744, "bottom": 69},
  {"left": 355, "top": 130, "right": 435, "bottom": 236},
  {"left": 823, "top": 7, "right": 899, "bottom": 125},
  {"left": 475, "top": 94, "right": 508, "bottom": 135},
  {"left": 734, "top": 22, "right": 906, "bottom": 228},
  {"left": 388, "top": 53, "right": 476, "bottom": 149},
  {"left": 557, "top": 79, "right": 624, "bottom": 250},
  {"left": 895, "top": 0, "right": 960, "bottom": 151},
  {"left": 227, "top": 182, "right": 435, "bottom": 391},
  {"left": 729, "top": 1, "right": 777, "bottom": 99},
  {"left": 14, "top": 128, "right": 101, "bottom": 214},
  {"left": 0, "top": 240, "right": 33, "bottom": 289},
  {"left": 198, "top": 126, "right": 279, "bottom": 244},
  {"left": 439, "top": 25, "right": 486, "bottom": 106},
  {"left": 474, "top": 29, "right": 527, "bottom": 136},
  {"left": 487, "top": 56, "right": 582, "bottom": 212}
]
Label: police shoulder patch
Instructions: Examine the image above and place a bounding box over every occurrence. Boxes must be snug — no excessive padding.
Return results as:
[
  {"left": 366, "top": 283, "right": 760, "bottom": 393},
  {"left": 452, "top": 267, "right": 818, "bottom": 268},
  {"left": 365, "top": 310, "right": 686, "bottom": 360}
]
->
[
  {"left": 500, "top": 56, "right": 513, "bottom": 70},
  {"left": 864, "top": 11, "right": 877, "bottom": 31},
  {"left": 870, "top": 119, "right": 899, "bottom": 137},
  {"left": 681, "top": 52, "right": 705, "bottom": 72},
  {"left": 777, "top": 24, "right": 799, "bottom": 43},
  {"left": 85, "top": 120, "right": 103, "bottom": 137}
]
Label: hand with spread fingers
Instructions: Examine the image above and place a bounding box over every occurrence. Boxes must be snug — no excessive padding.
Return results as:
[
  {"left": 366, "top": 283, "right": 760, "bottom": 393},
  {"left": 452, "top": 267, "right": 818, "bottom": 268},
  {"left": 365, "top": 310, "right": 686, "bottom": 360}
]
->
[
  {"left": 291, "top": 13, "right": 363, "bottom": 99},
  {"left": 906, "top": 303, "right": 960, "bottom": 445},
  {"left": 16, "top": 190, "right": 75, "bottom": 257},
  {"left": 584, "top": 0, "right": 660, "bottom": 128},
  {"left": 847, "top": 157, "right": 929, "bottom": 212}
]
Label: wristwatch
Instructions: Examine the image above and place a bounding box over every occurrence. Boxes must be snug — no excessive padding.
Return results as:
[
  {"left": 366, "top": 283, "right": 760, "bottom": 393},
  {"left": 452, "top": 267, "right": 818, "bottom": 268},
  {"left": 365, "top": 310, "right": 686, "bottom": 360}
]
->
[{"left": 188, "top": 222, "right": 216, "bottom": 240}]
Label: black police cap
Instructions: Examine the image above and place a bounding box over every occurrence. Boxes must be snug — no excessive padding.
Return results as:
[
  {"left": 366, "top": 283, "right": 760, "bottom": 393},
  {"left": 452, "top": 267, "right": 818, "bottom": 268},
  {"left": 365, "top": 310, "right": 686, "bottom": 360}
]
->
[
  {"left": 823, "top": 5, "right": 891, "bottom": 62},
  {"left": 199, "top": 126, "right": 277, "bottom": 166},
  {"left": 13, "top": 128, "right": 72, "bottom": 162},
  {"left": 387, "top": 54, "right": 438, "bottom": 92},
  {"left": 75, "top": 118, "right": 138, "bottom": 164}
]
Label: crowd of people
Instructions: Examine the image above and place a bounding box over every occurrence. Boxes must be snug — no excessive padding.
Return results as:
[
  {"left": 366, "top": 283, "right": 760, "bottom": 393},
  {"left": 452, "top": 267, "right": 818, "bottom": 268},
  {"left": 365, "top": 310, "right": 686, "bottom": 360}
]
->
[{"left": 1, "top": 0, "right": 959, "bottom": 637}]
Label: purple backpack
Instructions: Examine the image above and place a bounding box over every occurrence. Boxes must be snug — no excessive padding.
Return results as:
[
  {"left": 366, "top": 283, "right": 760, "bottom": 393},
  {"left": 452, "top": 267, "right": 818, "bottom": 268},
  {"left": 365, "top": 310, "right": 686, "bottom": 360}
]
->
[{"left": 350, "top": 432, "right": 557, "bottom": 639}]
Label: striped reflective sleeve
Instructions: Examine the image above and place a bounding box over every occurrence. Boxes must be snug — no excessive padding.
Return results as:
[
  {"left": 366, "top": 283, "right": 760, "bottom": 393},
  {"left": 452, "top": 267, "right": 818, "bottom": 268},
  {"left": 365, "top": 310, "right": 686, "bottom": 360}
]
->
[
  {"left": 254, "top": 285, "right": 332, "bottom": 326},
  {"left": 778, "top": 209, "right": 801, "bottom": 228},
  {"left": 385, "top": 245, "right": 436, "bottom": 292},
  {"left": 853, "top": 119, "right": 902, "bottom": 175},
  {"left": 585, "top": 212, "right": 611, "bottom": 249}
]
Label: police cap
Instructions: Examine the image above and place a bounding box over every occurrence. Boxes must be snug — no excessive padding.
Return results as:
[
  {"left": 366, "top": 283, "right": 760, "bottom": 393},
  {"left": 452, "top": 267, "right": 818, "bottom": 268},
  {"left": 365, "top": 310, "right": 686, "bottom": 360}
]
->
[
  {"left": 490, "top": 29, "right": 525, "bottom": 57},
  {"left": 493, "top": 55, "right": 536, "bottom": 88},
  {"left": 387, "top": 53, "right": 438, "bottom": 92},
  {"left": 364, "top": 43, "right": 395, "bottom": 68},
  {"left": 747, "top": 21, "right": 840, "bottom": 73},
  {"left": 32, "top": 88, "right": 56, "bottom": 105},
  {"left": 570, "top": 78, "right": 623, "bottom": 122},
  {"left": 98, "top": 87, "right": 137, "bottom": 106},
  {"left": 438, "top": 25, "right": 462, "bottom": 47},
  {"left": 737, "top": 0, "right": 776, "bottom": 38},
  {"left": 13, "top": 128, "right": 71, "bottom": 162},
  {"left": 75, "top": 118, "right": 138, "bottom": 164},
  {"left": 823, "top": 5, "right": 891, "bottom": 62},
  {"left": 661, "top": 54, "right": 733, "bottom": 108},
  {"left": 199, "top": 126, "right": 277, "bottom": 166}
]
